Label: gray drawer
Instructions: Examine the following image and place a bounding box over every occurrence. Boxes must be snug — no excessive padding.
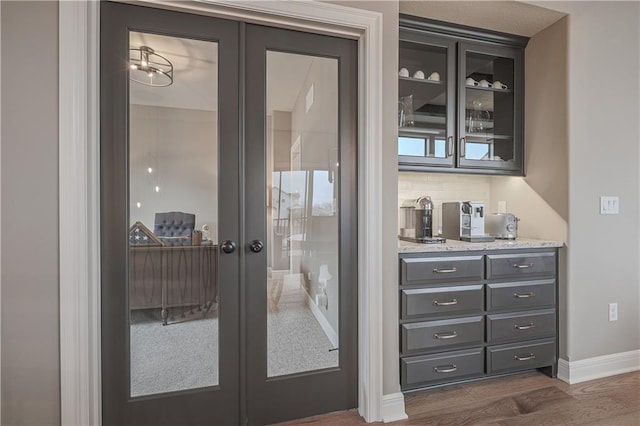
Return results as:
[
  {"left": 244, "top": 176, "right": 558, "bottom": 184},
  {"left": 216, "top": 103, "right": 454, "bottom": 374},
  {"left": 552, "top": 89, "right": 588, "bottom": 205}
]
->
[
  {"left": 487, "top": 338, "right": 556, "bottom": 375},
  {"left": 401, "top": 284, "right": 484, "bottom": 319},
  {"left": 401, "top": 255, "right": 484, "bottom": 285},
  {"left": 487, "top": 309, "right": 556, "bottom": 343},
  {"left": 401, "top": 347, "right": 484, "bottom": 389},
  {"left": 487, "top": 279, "right": 556, "bottom": 311},
  {"left": 401, "top": 316, "right": 484, "bottom": 353},
  {"left": 486, "top": 252, "right": 556, "bottom": 280}
]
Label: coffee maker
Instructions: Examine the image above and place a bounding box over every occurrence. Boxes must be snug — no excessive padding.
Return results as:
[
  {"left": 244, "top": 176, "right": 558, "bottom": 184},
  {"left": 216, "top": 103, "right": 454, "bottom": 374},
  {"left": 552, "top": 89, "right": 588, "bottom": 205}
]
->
[
  {"left": 442, "top": 201, "right": 495, "bottom": 242},
  {"left": 399, "top": 196, "right": 445, "bottom": 244}
]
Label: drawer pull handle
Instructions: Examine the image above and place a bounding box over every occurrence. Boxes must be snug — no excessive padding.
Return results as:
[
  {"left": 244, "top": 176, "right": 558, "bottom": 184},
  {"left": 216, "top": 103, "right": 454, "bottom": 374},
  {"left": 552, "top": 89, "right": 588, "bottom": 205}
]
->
[
  {"left": 433, "top": 299, "right": 458, "bottom": 306},
  {"left": 514, "top": 323, "right": 536, "bottom": 330},
  {"left": 514, "top": 353, "right": 536, "bottom": 361},
  {"left": 513, "top": 292, "right": 535, "bottom": 298},
  {"left": 513, "top": 263, "right": 534, "bottom": 269},
  {"left": 433, "top": 267, "right": 458, "bottom": 274},
  {"left": 434, "top": 331, "right": 458, "bottom": 339},
  {"left": 433, "top": 364, "right": 457, "bottom": 373}
]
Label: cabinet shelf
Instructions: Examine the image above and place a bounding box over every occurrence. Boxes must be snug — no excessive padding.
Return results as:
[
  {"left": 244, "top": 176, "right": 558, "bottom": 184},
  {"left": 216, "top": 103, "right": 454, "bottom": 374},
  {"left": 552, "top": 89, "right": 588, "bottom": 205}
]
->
[
  {"left": 399, "top": 127, "right": 446, "bottom": 137},
  {"left": 400, "top": 75, "right": 444, "bottom": 85},
  {"left": 465, "top": 133, "right": 512, "bottom": 141},
  {"left": 465, "top": 85, "right": 512, "bottom": 93}
]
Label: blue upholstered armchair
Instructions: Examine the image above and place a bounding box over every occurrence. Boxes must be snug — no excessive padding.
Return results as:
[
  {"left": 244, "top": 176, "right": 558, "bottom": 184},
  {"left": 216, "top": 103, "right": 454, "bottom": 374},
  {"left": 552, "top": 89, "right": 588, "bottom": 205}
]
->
[{"left": 153, "top": 211, "right": 195, "bottom": 246}]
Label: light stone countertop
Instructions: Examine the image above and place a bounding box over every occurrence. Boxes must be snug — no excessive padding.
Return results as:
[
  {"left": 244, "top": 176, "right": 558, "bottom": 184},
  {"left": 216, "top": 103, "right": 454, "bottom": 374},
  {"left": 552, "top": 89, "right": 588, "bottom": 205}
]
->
[{"left": 398, "top": 237, "right": 564, "bottom": 253}]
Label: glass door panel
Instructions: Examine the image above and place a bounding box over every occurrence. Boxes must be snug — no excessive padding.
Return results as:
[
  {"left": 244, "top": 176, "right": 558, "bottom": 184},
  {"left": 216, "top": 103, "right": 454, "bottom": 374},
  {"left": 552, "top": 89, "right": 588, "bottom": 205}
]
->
[
  {"left": 459, "top": 43, "right": 522, "bottom": 171},
  {"left": 398, "top": 32, "right": 455, "bottom": 168},
  {"left": 128, "top": 31, "right": 219, "bottom": 397},
  {"left": 245, "top": 23, "right": 357, "bottom": 425},
  {"left": 266, "top": 52, "right": 340, "bottom": 377}
]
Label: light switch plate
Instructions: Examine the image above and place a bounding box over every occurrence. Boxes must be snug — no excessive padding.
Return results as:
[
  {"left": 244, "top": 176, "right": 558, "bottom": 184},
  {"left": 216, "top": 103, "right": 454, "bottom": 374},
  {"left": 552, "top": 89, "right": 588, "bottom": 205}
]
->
[{"left": 600, "top": 196, "right": 619, "bottom": 215}]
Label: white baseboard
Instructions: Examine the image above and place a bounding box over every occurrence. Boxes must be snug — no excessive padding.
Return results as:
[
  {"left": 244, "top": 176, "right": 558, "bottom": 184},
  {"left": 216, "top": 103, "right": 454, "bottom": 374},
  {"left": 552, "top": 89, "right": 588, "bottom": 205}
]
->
[
  {"left": 557, "top": 349, "right": 640, "bottom": 384},
  {"left": 381, "top": 392, "right": 408, "bottom": 423},
  {"left": 305, "top": 292, "right": 339, "bottom": 348}
]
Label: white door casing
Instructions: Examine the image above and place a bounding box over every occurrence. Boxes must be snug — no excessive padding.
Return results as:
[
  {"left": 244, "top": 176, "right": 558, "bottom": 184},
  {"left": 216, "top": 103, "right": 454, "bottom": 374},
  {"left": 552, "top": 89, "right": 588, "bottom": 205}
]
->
[{"left": 59, "top": 1, "right": 389, "bottom": 424}]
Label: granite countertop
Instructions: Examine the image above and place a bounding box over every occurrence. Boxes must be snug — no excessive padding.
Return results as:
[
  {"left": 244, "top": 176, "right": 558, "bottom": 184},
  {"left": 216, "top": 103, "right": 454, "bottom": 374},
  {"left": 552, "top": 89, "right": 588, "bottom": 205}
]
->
[{"left": 398, "top": 237, "right": 564, "bottom": 253}]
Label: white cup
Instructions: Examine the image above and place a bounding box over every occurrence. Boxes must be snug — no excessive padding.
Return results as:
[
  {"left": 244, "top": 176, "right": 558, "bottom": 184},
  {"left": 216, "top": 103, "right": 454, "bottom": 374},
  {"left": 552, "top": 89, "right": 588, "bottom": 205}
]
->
[
  {"left": 466, "top": 77, "right": 479, "bottom": 86},
  {"left": 493, "top": 80, "right": 508, "bottom": 90},
  {"left": 427, "top": 72, "right": 440, "bottom": 82},
  {"left": 399, "top": 67, "right": 409, "bottom": 77},
  {"left": 413, "top": 70, "right": 425, "bottom": 79},
  {"left": 479, "top": 79, "right": 491, "bottom": 88}
]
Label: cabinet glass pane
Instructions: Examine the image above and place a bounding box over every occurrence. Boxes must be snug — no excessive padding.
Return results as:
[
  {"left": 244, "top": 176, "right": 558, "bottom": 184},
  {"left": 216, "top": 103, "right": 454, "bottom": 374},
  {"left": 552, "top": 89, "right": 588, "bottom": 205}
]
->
[
  {"left": 128, "top": 32, "right": 219, "bottom": 397},
  {"left": 463, "top": 51, "right": 515, "bottom": 163},
  {"left": 266, "top": 51, "right": 340, "bottom": 377},
  {"left": 399, "top": 41, "right": 448, "bottom": 159}
]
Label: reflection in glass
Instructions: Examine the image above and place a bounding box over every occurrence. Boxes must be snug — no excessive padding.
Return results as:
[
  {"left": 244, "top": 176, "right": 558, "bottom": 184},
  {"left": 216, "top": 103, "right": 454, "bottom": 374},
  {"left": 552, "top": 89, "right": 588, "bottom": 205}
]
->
[
  {"left": 128, "top": 31, "right": 219, "bottom": 397},
  {"left": 266, "top": 51, "right": 340, "bottom": 377},
  {"left": 398, "top": 41, "right": 448, "bottom": 159},
  {"left": 464, "top": 51, "right": 515, "bottom": 162}
]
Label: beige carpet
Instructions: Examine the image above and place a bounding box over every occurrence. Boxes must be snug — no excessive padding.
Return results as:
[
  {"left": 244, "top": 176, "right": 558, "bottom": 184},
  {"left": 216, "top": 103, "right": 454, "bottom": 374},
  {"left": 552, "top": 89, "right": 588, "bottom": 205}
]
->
[{"left": 130, "top": 272, "right": 338, "bottom": 397}]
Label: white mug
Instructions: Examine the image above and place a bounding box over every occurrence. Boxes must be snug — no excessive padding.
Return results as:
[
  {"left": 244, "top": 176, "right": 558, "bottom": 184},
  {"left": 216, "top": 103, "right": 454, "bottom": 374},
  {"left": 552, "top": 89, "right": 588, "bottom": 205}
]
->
[
  {"left": 466, "top": 77, "right": 479, "bottom": 86},
  {"left": 399, "top": 67, "right": 409, "bottom": 77},
  {"left": 413, "top": 70, "right": 425, "bottom": 79},
  {"left": 427, "top": 72, "right": 440, "bottom": 82},
  {"left": 479, "top": 79, "right": 491, "bottom": 88},
  {"left": 493, "top": 80, "right": 508, "bottom": 90}
]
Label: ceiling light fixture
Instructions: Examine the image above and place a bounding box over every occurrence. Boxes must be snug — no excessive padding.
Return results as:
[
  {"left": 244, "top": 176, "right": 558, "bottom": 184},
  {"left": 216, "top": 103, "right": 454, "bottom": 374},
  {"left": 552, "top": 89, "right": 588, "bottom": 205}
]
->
[{"left": 129, "top": 46, "right": 173, "bottom": 87}]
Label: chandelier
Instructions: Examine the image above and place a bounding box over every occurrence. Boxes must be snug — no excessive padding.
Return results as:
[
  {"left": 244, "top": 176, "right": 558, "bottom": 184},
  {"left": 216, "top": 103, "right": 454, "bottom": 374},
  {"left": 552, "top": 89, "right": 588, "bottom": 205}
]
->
[{"left": 129, "top": 46, "right": 173, "bottom": 87}]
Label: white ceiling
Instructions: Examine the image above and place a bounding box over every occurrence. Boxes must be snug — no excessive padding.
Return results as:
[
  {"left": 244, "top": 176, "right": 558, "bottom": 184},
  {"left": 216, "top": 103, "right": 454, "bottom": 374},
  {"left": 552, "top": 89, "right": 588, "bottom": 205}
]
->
[
  {"left": 130, "top": 32, "right": 313, "bottom": 114},
  {"left": 399, "top": 1, "right": 566, "bottom": 37},
  {"left": 267, "top": 52, "right": 313, "bottom": 114},
  {"left": 130, "top": 31, "right": 218, "bottom": 111}
]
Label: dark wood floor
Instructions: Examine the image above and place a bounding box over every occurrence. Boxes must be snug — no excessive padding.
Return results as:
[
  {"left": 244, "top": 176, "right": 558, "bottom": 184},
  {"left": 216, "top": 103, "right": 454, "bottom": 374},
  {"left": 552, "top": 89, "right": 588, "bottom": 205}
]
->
[{"left": 275, "top": 371, "right": 640, "bottom": 425}]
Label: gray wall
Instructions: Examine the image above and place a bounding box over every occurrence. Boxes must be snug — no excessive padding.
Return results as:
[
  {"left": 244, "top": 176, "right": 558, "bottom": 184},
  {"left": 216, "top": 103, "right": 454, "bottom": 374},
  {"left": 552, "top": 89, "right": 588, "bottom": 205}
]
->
[
  {"left": 1, "top": 2, "right": 60, "bottom": 425},
  {"left": 129, "top": 104, "right": 218, "bottom": 234},
  {"left": 537, "top": 1, "right": 640, "bottom": 361}
]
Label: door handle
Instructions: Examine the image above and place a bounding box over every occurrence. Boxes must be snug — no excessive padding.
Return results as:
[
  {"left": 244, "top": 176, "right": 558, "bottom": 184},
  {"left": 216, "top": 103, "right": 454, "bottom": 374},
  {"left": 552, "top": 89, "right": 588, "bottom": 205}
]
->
[
  {"left": 249, "top": 240, "right": 264, "bottom": 253},
  {"left": 221, "top": 240, "right": 236, "bottom": 254}
]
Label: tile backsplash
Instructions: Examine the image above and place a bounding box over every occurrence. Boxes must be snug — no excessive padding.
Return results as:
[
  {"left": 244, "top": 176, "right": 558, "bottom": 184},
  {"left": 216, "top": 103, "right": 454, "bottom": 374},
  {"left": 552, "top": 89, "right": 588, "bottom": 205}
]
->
[{"left": 398, "top": 172, "right": 491, "bottom": 235}]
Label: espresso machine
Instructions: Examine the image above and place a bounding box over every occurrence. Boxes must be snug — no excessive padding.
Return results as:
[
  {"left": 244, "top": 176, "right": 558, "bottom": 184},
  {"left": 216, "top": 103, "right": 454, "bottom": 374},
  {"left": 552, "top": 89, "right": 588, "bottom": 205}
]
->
[
  {"left": 399, "top": 196, "right": 446, "bottom": 244},
  {"left": 442, "top": 201, "right": 495, "bottom": 242}
]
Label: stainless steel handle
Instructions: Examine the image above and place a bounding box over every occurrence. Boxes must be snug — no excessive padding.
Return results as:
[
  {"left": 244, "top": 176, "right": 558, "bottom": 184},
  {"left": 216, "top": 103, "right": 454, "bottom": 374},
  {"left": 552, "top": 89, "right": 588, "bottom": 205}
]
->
[
  {"left": 460, "top": 137, "right": 466, "bottom": 157},
  {"left": 433, "top": 299, "right": 458, "bottom": 306},
  {"left": 434, "top": 331, "right": 458, "bottom": 339},
  {"left": 513, "top": 263, "right": 534, "bottom": 269},
  {"left": 433, "top": 364, "right": 457, "bottom": 373},
  {"left": 447, "top": 136, "right": 454, "bottom": 157},
  {"left": 513, "top": 292, "right": 535, "bottom": 299},
  {"left": 433, "top": 267, "right": 457, "bottom": 274},
  {"left": 514, "top": 323, "right": 536, "bottom": 330},
  {"left": 514, "top": 353, "right": 536, "bottom": 361}
]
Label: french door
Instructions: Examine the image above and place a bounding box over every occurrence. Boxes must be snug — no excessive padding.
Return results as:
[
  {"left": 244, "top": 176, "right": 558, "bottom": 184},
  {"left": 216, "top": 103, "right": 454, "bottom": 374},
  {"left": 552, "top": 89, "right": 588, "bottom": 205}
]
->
[{"left": 100, "top": 2, "right": 357, "bottom": 425}]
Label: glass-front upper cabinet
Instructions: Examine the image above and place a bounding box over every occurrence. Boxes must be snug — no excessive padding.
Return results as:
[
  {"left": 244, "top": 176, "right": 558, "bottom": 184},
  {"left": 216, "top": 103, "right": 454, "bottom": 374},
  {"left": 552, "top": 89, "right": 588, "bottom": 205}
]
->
[
  {"left": 398, "top": 30, "right": 456, "bottom": 169},
  {"left": 458, "top": 42, "right": 523, "bottom": 172},
  {"left": 398, "top": 16, "right": 528, "bottom": 175}
]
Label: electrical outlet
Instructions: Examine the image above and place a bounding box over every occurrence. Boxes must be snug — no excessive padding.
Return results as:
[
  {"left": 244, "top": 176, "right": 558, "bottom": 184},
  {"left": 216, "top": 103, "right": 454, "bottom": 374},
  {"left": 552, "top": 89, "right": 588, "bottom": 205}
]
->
[
  {"left": 608, "top": 302, "right": 618, "bottom": 321},
  {"left": 498, "top": 201, "right": 507, "bottom": 213}
]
